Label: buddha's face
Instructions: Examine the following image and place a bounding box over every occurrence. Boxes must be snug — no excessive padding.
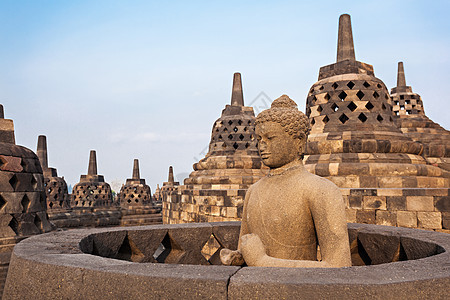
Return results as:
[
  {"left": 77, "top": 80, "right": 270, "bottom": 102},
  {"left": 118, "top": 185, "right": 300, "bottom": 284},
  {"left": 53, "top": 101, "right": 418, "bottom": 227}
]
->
[{"left": 255, "top": 121, "right": 302, "bottom": 168}]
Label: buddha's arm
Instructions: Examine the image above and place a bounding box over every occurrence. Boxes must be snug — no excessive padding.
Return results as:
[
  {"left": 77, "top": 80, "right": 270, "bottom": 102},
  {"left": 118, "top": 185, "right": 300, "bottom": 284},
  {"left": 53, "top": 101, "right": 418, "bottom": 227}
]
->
[
  {"left": 219, "top": 186, "right": 252, "bottom": 266},
  {"left": 240, "top": 234, "right": 335, "bottom": 268},
  {"left": 237, "top": 186, "right": 252, "bottom": 250},
  {"left": 309, "top": 181, "right": 352, "bottom": 268}
]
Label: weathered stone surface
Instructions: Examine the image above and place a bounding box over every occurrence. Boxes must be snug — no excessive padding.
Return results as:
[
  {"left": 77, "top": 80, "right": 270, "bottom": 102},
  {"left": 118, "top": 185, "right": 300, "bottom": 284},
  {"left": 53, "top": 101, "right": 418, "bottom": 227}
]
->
[
  {"left": 302, "top": 14, "right": 449, "bottom": 232},
  {"left": 4, "top": 223, "right": 450, "bottom": 299},
  {"left": 397, "top": 211, "right": 417, "bottom": 228},
  {"left": 162, "top": 73, "right": 267, "bottom": 224},
  {"left": 417, "top": 212, "right": 442, "bottom": 229},
  {"left": 220, "top": 96, "right": 351, "bottom": 268},
  {"left": 72, "top": 150, "right": 113, "bottom": 208}
]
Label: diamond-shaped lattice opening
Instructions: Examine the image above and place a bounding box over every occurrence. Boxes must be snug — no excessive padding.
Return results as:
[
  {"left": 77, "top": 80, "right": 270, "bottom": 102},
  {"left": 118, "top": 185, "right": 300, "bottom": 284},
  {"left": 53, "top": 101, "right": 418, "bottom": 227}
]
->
[
  {"left": 338, "top": 91, "right": 347, "bottom": 101},
  {"left": 312, "top": 95, "right": 317, "bottom": 103},
  {"left": 389, "top": 116, "right": 393, "bottom": 122},
  {"left": 377, "top": 115, "right": 384, "bottom": 122},
  {"left": 21, "top": 194, "right": 30, "bottom": 213},
  {"left": 30, "top": 176, "right": 37, "bottom": 190},
  {"left": 8, "top": 216, "right": 18, "bottom": 234},
  {"left": 332, "top": 82, "right": 338, "bottom": 89},
  {"left": 331, "top": 103, "right": 339, "bottom": 112},
  {"left": 347, "top": 81, "right": 355, "bottom": 89},
  {"left": 384, "top": 94, "right": 389, "bottom": 100},
  {"left": 228, "top": 134, "right": 233, "bottom": 140},
  {"left": 239, "top": 134, "right": 244, "bottom": 140},
  {"left": 228, "top": 120, "right": 233, "bottom": 126},
  {"left": 233, "top": 127, "right": 238, "bottom": 132},
  {"left": 319, "top": 85, "right": 324, "bottom": 90},
  {"left": 363, "top": 81, "right": 371, "bottom": 88},
  {"left": 339, "top": 113, "right": 349, "bottom": 124},
  {"left": 244, "top": 142, "right": 250, "bottom": 149},
  {"left": 373, "top": 91, "right": 379, "bottom": 99},
  {"left": 34, "top": 214, "right": 42, "bottom": 232},
  {"left": 324, "top": 93, "right": 330, "bottom": 101},
  {"left": 347, "top": 101, "right": 357, "bottom": 112},
  {"left": 382, "top": 103, "right": 386, "bottom": 110},
  {"left": 311, "top": 118, "right": 316, "bottom": 125},
  {"left": 154, "top": 233, "right": 185, "bottom": 264},
  {"left": 238, "top": 120, "right": 242, "bottom": 125},
  {"left": 201, "top": 234, "right": 222, "bottom": 262},
  {"left": 323, "top": 116, "right": 329, "bottom": 124},
  {"left": 365, "top": 101, "right": 374, "bottom": 110},
  {"left": 233, "top": 142, "right": 239, "bottom": 150},
  {"left": 0, "top": 195, "right": 6, "bottom": 210},
  {"left": 317, "top": 105, "right": 323, "bottom": 113},
  {"left": 49, "top": 202, "right": 54, "bottom": 208},
  {"left": 116, "top": 235, "right": 145, "bottom": 262},
  {"left": 356, "top": 90, "right": 365, "bottom": 100},
  {"left": 9, "top": 174, "right": 18, "bottom": 190},
  {"left": 377, "top": 84, "right": 382, "bottom": 89},
  {"left": 358, "top": 113, "right": 368, "bottom": 122},
  {"left": 218, "top": 135, "right": 223, "bottom": 140}
]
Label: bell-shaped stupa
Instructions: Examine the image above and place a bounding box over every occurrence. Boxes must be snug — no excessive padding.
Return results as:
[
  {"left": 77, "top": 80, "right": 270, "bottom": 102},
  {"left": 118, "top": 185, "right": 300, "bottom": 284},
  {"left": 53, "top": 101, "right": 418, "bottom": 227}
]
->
[
  {"left": 71, "top": 150, "right": 113, "bottom": 207},
  {"left": 304, "top": 14, "right": 449, "bottom": 230},
  {"left": 390, "top": 62, "right": 450, "bottom": 171},
  {"left": 36, "top": 135, "right": 69, "bottom": 209},
  {"left": 118, "top": 159, "right": 152, "bottom": 207},
  {"left": 162, "top": 73, "right": 268, "bottom": 224},
  {"left": 0, "top": 105, "right": 52, "bottom": 294}
]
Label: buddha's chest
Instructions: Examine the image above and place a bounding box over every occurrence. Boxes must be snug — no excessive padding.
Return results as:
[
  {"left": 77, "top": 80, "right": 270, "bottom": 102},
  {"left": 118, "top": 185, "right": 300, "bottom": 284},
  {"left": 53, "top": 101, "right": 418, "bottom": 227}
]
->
[{"left": 245, "top": 178, "right": 314, "bottom": 244}]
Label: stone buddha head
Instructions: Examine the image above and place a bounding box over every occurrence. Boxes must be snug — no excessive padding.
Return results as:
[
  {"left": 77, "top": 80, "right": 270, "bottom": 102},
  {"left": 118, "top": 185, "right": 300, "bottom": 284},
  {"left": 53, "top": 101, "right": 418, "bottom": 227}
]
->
[{"left": 255, "top": 95, "right": 310, "bottom": 168}]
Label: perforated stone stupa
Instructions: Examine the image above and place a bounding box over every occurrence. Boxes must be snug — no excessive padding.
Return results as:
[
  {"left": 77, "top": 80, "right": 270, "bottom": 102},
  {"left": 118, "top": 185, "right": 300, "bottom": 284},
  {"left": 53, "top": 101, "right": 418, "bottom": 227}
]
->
[
  {"left": 36, "top": 135, "right": 69, "bottom": 210},
  {"left": 304, "top": 14, "right": 449, "bottom": 231},
  {"left": 71, "top": 150, "right": 113, "bottom": 208},
  {"left": 390, "top": 62, "right": 450, "bottom": 172},
  {"left": 0, "top": 105, "right": 52, "bottom": 294},
  {"left": 162, "top": 73, "right": 268, "bottom": 223},
  {"left": 118, "top": 159, "right": 161, "bottom": 226},
  {"left": 159, "top": 166, "right": 179, "bottom": 203},
  {"left": 118, "top": 159, "right": 152, "bottom": 207}
]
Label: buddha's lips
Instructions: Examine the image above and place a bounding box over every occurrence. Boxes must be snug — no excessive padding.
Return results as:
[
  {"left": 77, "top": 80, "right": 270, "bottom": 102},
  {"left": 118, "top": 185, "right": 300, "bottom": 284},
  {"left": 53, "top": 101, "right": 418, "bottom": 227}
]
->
[{"left": 260, "top": 153, "right": 271, "bottom": 159}]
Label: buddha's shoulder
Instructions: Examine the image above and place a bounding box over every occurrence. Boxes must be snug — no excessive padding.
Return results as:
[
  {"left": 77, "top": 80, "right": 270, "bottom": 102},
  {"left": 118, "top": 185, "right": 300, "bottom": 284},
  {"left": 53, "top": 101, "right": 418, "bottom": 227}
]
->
[{"left": 293, "top": 169, "right": 341, "bottom": 193}]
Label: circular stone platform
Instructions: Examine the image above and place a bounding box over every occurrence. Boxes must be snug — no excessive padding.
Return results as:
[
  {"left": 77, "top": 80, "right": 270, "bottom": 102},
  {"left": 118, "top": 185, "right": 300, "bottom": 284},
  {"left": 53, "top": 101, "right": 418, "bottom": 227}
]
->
[{"left": 3, "top": 222, "right": 450, "bottom": 299}]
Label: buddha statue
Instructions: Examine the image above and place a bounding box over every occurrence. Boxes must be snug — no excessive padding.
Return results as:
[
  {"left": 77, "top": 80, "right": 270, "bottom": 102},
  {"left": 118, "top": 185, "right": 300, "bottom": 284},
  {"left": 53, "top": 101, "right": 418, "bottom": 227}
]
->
[{"left": 220, "top": 95, "right": 351, "bottom": 268}]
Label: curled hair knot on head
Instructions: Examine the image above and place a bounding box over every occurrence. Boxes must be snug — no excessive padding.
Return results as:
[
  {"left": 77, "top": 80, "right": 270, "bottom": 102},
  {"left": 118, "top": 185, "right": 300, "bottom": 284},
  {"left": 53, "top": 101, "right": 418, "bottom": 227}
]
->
[{"left": 255, "top": 95, "right": 310, "bottom": 140}]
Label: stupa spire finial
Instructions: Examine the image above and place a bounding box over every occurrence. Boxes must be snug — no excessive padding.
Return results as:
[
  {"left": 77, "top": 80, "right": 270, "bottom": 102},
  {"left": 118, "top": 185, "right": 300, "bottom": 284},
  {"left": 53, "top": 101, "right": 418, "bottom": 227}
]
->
[
  {"left": 397, "top": 61, "right": 407, "bottom": 87},
  {"left": 37, "top": 135, "right": 48, "bottom": 170},
  {"left": 231, "top": 73, "right": 244, "bottom": 106},
  {"left": 168, "top": 166, "right": 174, "bottom": 183},
  {"left": 337, "top": 14, "right": 356, "bottom": 62},
  {"left": 88, "top": 150, "right": 97, "bottom": 175},
  {"left": 132, "top": 159, "right": 140, "bottom": 179}
]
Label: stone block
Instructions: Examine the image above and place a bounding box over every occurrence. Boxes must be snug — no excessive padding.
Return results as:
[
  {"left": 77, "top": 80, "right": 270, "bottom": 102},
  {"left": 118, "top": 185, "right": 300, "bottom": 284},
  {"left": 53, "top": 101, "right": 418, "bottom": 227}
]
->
[
  {"left": 363, "top": 196, "right": 386, "bottom": 210},
  {"left": 376, "top": 211, "right": 397, "bottom": 226},
  {"left": 356, "top": 210, "right": 375, "bottom": 224},
  {"left": 348, "top": 196, "right": 362, "bottom": 208},
  {"left": 406, "top": 196, "right": 434, "bottom": 211},
  {"left": 377, "top": 189, "right": 403, "bottom": 196},
  {"left": 443, "top": 212, "right": 450, "bottom": 229},
  {"left": 434, "top": 196, "right": 450, "bottom": 212},
  {"left": 397, "top": 211, "right": 417, "bottom": 228},
  {"left": 417, "top": 212, "right": 442, "bottom": 229},
  {"left": 345, "top": 208, "right": 357, "bottom": 223},
  {"left": 386, "top": 196, "right": 406, "bottom": 211},
  {"left": 357, "top": 230, "right": 400, "bottom": 264}
]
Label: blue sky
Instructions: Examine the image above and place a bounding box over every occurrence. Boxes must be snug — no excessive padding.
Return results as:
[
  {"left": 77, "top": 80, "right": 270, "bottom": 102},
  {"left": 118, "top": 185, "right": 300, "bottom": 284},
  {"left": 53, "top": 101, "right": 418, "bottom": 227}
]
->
[{"left": 0, "top": 0, "right": 449, "bottom": 191}]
